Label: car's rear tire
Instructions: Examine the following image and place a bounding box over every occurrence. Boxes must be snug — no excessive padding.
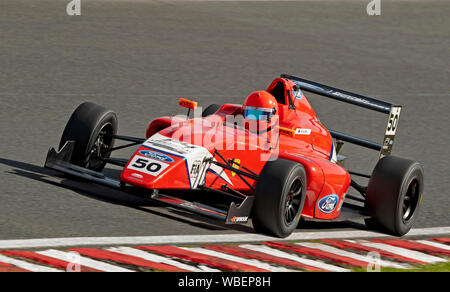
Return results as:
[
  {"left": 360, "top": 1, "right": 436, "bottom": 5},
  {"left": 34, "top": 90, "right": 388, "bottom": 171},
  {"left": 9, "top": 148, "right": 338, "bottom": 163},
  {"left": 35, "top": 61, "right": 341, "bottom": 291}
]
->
[
  {"left": 202, "top": 104, "right": 222, "bottom": 117},
  {"left": 252, "top": 159, "right": 306, "bottom": 238},
  {"left": 59, "top": 102, "right": 118, "bottom": 172},
  {"left": 365, "top": 156, "right": 424, "bottom": 236}
]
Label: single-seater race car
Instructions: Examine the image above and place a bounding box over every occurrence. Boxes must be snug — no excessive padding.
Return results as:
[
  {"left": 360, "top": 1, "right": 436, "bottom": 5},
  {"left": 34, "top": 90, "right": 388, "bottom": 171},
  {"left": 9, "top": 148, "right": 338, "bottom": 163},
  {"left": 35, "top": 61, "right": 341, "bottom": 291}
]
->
[{"left": 45, "top": 74, "right": 424, "bottom": 238}]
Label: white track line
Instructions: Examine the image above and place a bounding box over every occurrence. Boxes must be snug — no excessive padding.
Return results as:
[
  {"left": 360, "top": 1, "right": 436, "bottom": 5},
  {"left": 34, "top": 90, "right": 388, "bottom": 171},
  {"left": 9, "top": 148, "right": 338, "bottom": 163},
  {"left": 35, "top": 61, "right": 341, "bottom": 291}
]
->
[
  {"left": 196, "top": 265, "right": 222, "bottom": 272},
  {"left": 0, "top": 227, "right": 448, "bottom": 249},
  {"left": 415, "top": 240, "right": 450, "bottom": 251},
  {"left": 0, "top": 254, "right": 61, "bottom": 272},
  {"left": 181, "top": 247, "right": 293, "bottom": 272},
  {"left": 296, "top": 242, "right": 408, "bottom": 269},
  {"left": 351, "top": 241, "right": 446, "bottom": 264},
  {"left": 107, "top": 246, "right": 219, "bottom": 272},
  {"left": 240, "top": 244, "right": 349, "bottom": 272},
  {"left": 37, "top": 249, "right": 133, "bottom": 272}
]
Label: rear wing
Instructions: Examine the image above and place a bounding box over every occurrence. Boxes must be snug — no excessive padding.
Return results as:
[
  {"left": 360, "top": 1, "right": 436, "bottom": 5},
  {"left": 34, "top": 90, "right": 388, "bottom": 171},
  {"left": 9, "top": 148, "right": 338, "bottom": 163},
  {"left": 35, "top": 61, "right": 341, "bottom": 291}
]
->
[{"left": 281, "top": 74, "right": 401, "bottom": 159}]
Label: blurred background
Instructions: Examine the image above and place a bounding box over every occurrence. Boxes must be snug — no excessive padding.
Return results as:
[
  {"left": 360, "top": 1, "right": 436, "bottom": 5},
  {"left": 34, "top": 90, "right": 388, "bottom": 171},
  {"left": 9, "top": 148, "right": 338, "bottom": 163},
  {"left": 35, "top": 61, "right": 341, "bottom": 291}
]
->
[{"left": 0, "top": 0, "right": 448, "bottom": 239}]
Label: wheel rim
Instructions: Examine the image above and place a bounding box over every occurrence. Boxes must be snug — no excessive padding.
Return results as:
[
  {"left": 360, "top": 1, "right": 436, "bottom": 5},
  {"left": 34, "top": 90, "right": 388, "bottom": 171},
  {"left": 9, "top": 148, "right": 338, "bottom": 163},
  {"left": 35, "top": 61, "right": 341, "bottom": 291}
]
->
[
  {"left": 402, "top": 179, "right": 420, "bottom": 223},
  {"left": 87, "top": 123, "right": 113, "bottom": 169},
  {"left": 284, "top": 177, "right": 303, "bottom": 225}
]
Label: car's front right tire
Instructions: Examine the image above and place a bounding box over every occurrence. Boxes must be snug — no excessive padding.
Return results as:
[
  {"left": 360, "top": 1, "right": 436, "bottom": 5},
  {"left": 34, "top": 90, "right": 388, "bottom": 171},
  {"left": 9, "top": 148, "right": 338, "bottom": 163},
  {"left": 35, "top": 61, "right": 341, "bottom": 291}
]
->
[
  {"left": 201, "top": 104, "right": 222, "bottom": 117},
  {"left": 59, "top": 102, "right": 118, "bottom": 172}
]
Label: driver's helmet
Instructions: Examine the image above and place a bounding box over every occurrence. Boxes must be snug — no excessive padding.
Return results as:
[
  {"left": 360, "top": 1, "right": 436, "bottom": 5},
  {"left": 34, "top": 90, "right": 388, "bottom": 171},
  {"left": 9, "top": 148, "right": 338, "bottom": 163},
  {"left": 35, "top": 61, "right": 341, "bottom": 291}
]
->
[{"left": 243, "top": 91, "right": 278, "bottom": 127}]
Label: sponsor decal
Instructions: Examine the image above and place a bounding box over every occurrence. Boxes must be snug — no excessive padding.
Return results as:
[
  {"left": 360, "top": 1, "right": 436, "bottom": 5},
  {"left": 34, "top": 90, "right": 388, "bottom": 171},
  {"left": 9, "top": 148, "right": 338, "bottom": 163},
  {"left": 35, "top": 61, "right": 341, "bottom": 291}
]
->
[
  {"left": 295, "top": 128, "right": 311, "bottom": 135},
  {"left": 231, "top": 216, "right": 248, "bottom": 223},
  {"left": 231, "top": 159, "right": 240, "bottom": 177},
  {"left": 139, "top": 150, "right": 175, "bottom": 163},
  {"left": 180, "top": 201, "right": 197, "bottom": 209},
  {"left": 293, "top": 87, "right": 304, "bottom": 99},
  {"left": 296, "top": 81, "right": 324, "bottom": 92},
  {"left": 128, "top": 173, "right": 144, "bottom": 182},
  {"left": 146, "top": 138, "right": 198, "bottom": 155},
  {"left": 382, "top": 137, "right": 393, "bottom": 150},
  {"left": 190, "top": 160, "right": 202, "bottom": 180},
  {"left": 317, "top": 194, "right": 339, "bottom": 214},
  {"left": 131, "top": 173, "right": 143, "bottom": 179}
]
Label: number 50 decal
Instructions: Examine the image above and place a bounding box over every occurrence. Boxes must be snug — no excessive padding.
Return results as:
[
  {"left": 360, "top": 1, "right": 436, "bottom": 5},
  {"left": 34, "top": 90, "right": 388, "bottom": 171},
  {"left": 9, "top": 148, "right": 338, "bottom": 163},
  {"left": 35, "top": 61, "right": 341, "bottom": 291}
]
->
[
  {"left": 380, "top": 105, "right": 402, "bottom": 159},
  {"left": 385, "top": 106, "right": 402, "bottom": 136},
  {"left": 127, "top": 156, "right": 169, "bottom": 176}
]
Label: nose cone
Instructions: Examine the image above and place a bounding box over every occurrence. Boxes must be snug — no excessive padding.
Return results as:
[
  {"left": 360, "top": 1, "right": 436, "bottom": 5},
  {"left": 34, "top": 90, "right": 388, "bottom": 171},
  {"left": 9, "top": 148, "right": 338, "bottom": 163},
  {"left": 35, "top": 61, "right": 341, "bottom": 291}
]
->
[
  {"left": 120, "top": 147, "right": 188, "bottom": 189},
  {"left": 120, "top": 133, "right": 214, "bottom": 190}
]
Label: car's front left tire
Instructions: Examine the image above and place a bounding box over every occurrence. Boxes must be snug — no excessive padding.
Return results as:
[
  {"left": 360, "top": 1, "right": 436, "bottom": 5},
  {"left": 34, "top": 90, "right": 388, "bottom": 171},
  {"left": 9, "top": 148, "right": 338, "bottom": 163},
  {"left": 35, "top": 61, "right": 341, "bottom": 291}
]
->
[{"left": 252, "top": 159, "right": 307, "bottom": 238}]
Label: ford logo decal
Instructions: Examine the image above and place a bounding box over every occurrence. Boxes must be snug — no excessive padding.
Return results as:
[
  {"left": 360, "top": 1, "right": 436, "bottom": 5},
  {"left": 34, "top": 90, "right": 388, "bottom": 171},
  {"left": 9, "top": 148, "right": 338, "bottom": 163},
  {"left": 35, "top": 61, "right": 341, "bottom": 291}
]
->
[
  {"left": 139, "top": 150, "right": 174, "bottom": 163},
  {"left": 318, "top": 194, "right": 339, "bottom": 214}
]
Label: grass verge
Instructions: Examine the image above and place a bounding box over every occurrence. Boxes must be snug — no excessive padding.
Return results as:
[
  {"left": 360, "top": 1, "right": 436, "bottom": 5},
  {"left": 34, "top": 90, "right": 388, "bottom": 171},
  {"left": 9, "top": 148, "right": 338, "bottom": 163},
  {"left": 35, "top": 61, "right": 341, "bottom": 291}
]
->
[{"left": 352, "top": 261, "right": 450, "bottom": 272}]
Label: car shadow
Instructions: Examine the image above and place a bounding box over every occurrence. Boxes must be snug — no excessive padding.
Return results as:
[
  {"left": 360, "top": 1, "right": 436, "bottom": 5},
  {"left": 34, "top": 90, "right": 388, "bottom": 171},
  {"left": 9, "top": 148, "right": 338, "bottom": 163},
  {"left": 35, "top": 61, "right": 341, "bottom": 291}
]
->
[
  {"left": 298, "top": 219, "right": 367, "bottom": 230},
  {"left": 0, "top": 157, "right": 368, "bottom": 235},
  {"left": 0, "top": 157, "right": 256, "bottom": 233}
]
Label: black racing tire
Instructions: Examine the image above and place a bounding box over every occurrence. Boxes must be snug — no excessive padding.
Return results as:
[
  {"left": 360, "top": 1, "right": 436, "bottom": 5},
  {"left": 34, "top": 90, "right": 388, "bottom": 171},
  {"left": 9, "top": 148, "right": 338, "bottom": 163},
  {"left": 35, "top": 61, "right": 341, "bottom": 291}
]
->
[
  {"left": 252, "top": 159, "right": 307, "bottom": 238},
  {"left": 59, "top": 102, "right": 118, "bottom": 172},
  {"left": 202, "top": 104, "right": 222, "bottom": 117},
  {"left": 365, "top": 156, "right": 424, "bottom": 236}
]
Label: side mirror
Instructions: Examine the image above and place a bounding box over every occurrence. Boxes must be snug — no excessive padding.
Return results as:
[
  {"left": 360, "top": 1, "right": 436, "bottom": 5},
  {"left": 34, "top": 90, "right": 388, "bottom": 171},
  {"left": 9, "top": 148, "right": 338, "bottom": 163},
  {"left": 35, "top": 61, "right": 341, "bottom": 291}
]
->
[
  {"left": 279, "top": 127, "right": 296, "bottom": 137},
  {"left": 179, "top": 98, "right": 198, "bottom": 110},
  {"left": 179, "top": 98, "right": 198, "bottom": 118}
]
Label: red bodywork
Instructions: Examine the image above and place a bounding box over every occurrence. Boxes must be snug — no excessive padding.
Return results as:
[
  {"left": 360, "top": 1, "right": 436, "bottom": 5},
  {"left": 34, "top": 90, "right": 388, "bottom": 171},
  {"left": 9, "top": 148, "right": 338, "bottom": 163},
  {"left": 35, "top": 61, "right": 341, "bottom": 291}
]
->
[{"left": 120, "top": 78, "right": 351, "bottom": 220}]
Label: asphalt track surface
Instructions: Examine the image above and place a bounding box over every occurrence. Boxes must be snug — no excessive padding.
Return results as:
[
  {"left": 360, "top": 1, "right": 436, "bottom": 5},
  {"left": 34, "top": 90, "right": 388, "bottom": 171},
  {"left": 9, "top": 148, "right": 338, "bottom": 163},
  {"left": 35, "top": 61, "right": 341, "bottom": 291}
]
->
[{"left": 0, "top": 0, "right": 449, "bottom": 240}]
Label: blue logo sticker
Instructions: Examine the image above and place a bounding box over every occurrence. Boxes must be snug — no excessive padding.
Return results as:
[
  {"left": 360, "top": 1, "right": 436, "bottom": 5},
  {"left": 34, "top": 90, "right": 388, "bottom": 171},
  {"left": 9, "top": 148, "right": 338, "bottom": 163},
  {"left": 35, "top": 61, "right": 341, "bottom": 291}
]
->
[
  {"left": 318, "top": 194, "right": 339, "bottom": 214},
  {"left": 139, "top": 150, "right": 174, "bottom": 163},
  {"left": 293, "top": 88, "right": 304, "bottom": 99}
]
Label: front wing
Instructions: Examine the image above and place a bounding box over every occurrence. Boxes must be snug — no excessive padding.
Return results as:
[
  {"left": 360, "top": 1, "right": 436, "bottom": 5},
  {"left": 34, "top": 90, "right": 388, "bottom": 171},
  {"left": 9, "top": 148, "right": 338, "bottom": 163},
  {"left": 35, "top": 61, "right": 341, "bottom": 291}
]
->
[{"left": 44, "top": 141, "right": 254, "bottom": 225}]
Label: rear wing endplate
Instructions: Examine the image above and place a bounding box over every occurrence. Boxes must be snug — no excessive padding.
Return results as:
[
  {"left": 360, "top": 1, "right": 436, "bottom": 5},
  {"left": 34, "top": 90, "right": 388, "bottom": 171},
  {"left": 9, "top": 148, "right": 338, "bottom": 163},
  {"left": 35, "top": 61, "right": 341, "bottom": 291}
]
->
[{"left": 281, "top": 74, "right": 401, "bottom": 159}]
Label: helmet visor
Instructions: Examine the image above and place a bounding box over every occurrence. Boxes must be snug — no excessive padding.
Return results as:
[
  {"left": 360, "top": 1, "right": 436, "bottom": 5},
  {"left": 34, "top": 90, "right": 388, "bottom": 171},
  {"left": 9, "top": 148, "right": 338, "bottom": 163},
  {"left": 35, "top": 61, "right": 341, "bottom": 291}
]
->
[{"left": 243, "top": 107, "right": 274, "bottom": 121}]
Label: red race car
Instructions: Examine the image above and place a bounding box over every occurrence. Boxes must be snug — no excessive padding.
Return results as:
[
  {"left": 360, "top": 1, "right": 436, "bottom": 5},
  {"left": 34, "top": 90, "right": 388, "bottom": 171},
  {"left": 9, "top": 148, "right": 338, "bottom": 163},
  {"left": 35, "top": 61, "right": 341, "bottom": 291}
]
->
[{"left": 45, "top": 74, "right": 424, "bottom": 238}]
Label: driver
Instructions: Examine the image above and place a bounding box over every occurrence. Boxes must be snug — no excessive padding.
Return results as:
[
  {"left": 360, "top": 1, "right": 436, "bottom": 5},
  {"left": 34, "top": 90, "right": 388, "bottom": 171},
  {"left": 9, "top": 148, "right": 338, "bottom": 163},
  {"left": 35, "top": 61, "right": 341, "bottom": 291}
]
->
[{"left": 242, "top": 90, "right": 278, "bottom": 133}]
